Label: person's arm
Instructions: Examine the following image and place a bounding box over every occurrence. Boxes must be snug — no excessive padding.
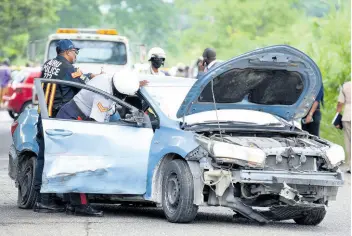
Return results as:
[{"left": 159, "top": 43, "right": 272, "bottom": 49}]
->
[
  {"left": 305, "top": 86, "right": 324, "bottom": 123},
  {"left": 305, "top": 101, "right": 319, "bottom": 123},
  {"left": 336, "top": 102, "right": 344, "bottom": 113},
  {"left": 335, "top": 85, "right": 346, "bottom": 128},
  {"left": 196, "top": 60, "right": 206, "bottom": 79},
  {"left": 90, "top": 94, "right": 112, "bottom": 122}
]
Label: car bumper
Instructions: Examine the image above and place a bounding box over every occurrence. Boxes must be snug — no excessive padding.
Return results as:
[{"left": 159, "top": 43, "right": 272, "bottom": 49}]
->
[
  {"left": 2, "top": 94, "right": 26, "bottom": 113},
  {"left": 233, "top": 169, "right": 344, "bottom": 187}
]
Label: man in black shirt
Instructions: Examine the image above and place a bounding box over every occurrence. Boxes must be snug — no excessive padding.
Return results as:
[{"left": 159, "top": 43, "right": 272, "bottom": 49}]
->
[{"left": 33, "top": 39, "right": 99, "bottom": 214}]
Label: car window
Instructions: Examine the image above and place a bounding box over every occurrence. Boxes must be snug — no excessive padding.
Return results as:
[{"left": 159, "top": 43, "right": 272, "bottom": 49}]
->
[
  {"left": 48, "top": 40, "right": 127, "bottom": 65},
  {"left": 38, "top": 80, "right": 150, "bottom": 127}
]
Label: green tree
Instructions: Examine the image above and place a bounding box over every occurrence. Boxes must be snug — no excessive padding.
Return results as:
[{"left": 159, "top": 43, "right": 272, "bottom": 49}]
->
[
  {"left": 105, "top": 0, "right": 176, "bottom": 50},
  {"left": 0, "top": 0, "right": 68, "bottom": 60}
]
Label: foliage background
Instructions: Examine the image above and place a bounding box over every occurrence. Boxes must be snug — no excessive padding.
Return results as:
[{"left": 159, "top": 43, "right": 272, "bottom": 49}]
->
[{"left": 0, "top": 0, "right": 350, "bottom": 154}]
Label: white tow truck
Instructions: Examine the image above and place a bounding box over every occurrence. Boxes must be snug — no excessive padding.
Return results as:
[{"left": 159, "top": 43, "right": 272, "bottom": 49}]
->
[
  {"left": 44, "top": 28, "right": 133, "bottom": 74},
  {"left": 31, "top": 28, "right": 135, "bottom": 106}
]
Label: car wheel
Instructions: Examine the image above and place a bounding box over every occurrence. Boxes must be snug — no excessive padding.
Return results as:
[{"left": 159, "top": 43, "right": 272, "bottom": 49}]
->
[
  {"left": 162, "top": 159, "right": 198, "bottom": 223},
  {"left": 8, "top": 110, "right": 16, "bottom": 119},
  {"left": 17, "top": 157, "right": 37, "bottom": 209},
  {"left": 293, "top": 207, "right": 327, "bottom": 225},
  {"left": 20, "top": 101, "right": 34, "bottom": 113}
]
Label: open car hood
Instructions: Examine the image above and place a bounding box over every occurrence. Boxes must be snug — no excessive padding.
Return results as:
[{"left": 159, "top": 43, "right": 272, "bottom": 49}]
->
[{"left": 176, "top": 45, "right": 322, "bottom": 121}]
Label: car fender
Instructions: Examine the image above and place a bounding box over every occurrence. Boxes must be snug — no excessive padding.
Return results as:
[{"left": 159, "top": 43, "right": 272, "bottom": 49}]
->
[
  {"left": 13, "top": 109, "right": 39, "bottom": 155},
  {"left": 145, "top": 127, "right": 203, "bottom": 205}
]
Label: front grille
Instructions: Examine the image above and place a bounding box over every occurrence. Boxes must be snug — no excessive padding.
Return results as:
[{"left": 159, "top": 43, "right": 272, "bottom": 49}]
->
[{"left": 264, "top": 155, "right": 317, "bottom": 171}]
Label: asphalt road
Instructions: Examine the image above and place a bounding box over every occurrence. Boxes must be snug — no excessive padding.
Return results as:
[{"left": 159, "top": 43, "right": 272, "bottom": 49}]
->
[{"left": 0, "top": 110, "right": 350, "bottom": 236}]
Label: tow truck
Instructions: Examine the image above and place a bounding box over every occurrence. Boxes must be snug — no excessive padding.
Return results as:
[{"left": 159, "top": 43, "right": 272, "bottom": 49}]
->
[{"left": 44, "top": 28, "right": 133, "bottom": 74}]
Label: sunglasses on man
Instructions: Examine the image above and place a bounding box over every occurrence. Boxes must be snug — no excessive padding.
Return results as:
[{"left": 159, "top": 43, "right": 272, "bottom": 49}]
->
[{"left": 70, "top": 50, "right": 79, "bottom": 55}]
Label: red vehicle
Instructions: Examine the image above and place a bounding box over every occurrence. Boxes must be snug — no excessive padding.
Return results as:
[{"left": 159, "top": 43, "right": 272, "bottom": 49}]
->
[{"left": 2, "top": 68, "right": 41, "bottom": 119}]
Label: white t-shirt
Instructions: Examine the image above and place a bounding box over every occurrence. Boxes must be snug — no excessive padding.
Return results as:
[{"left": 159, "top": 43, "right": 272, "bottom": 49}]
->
[{"left": 74, "top": 74, "right": 114, "bottom": 122}]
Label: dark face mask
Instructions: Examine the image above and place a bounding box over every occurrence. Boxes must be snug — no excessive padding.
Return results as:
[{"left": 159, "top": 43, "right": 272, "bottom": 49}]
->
[{"left": 151, "top": 58, "right": 164, "bottom": 69}]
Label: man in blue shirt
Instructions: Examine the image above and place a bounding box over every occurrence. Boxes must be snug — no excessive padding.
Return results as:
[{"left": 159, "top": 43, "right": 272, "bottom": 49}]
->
[{"left": 302, "top": 86, "right": 324, "bottom": 136}]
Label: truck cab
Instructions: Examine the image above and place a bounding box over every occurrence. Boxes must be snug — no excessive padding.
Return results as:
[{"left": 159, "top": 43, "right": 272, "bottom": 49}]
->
[{"left": 44, "top": 28, "right": 133, "bottom": 74}]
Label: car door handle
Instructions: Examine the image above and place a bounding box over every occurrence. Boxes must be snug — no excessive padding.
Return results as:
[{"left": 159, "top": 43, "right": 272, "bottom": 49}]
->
[{"left": 45, "top": 129, "right": 73, "bottom": 137}]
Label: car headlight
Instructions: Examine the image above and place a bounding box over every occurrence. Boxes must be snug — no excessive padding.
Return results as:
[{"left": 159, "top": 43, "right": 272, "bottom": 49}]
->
[
  {"left": 325, "top": 144, "right": 345, "bottom": 168},
  {"left": 195, "top": 135, "right": 266, "bottom": 168}
]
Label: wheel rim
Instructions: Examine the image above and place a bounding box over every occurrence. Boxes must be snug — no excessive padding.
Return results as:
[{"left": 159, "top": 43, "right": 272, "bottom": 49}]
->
[
  {"left": 18, "top": 164, "right": 33, "bottom": 205},
  {"left": 166, "top": 173, "right": 180, "bottom": 210}
]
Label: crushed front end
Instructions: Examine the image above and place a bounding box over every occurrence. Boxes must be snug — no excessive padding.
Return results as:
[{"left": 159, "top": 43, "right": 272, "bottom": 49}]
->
[{"left": 186, "top": 132, "right": 345, "bottom": 225}]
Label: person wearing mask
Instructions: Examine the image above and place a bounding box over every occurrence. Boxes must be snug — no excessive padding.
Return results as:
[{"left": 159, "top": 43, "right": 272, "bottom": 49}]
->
[
  {"left": 0, "top": 59, "right": 11, "bottom": 107},
  {"left": 197, "top": 48, "right": 220, "bottom": 79},
  {"left": 34, "top": 39, "right": 99, "bottom": 214},
  {"left": 301, "top": 86, "right": 324, "bottom": 137},
  {"left": 335, "top": 81, "right": 351, "bottom": 173},
  {"left": 146, "top": 47, "right": 166, "bottom": 75}
]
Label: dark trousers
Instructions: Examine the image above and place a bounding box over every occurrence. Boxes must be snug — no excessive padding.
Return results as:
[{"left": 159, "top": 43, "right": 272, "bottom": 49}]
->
[
  {"left": 56, "top": 100, "right": 89, "bottom": 206},
  {"left": 34, "top": 116, "right": 44, "bottom": 192},
  {"left": 302, "top": 110, "right": 321, "bottom": 137},
  {"left": 33, "top": 108, "right": 58, "bottom": 191},
  {"left": 34, "top": 101, "right": 88, "bottom": 206}
]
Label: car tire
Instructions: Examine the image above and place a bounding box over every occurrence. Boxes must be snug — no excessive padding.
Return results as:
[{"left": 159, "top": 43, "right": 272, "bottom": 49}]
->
[
  {"left": 20, "top": 101, "right": 34, "bottom": 114},
  {"left": 161, "top": 159, "right": 198, "bottom": 223},
  {"left": 8, "top": 110, "right": 16, "bottom": 119},
  {"left": 293, "top": 207, "right": 327, "bottom": 225},
  {"left": 17, "top": 157, "right": 37, "bottom": 209}
]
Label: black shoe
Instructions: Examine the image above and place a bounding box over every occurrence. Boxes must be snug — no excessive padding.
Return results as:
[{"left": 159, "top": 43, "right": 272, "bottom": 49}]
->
[
  {"left": 66, "top": 204, "right": 103, "bottom": 217},
  {"left": 33, "top": 193, "right": 65, "bottom": 213}
]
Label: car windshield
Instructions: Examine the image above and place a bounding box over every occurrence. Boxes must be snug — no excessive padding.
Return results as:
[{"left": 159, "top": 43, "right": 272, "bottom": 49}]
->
[
  {"left": 145, "top": 85, "right": 193, "bottom": 120},
  {"left": 144, "top": 83, "right": 283, "bottom": 127},
  {"left": 48, "top": 40, "right": 127, "bottom": 65}
]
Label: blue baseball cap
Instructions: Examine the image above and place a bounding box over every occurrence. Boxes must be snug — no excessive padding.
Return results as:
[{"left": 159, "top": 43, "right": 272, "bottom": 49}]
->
[{"left": 56, "top": 39, "right": 80, "bottom": 52}]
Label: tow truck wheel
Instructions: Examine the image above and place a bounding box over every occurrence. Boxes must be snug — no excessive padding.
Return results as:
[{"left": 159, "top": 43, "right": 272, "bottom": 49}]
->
[
  {"left": 161, "top": 159, "right": 198, "bottom": 223},
  {"left": 17, "top": 157, "right": 37, "bottom": 209}
]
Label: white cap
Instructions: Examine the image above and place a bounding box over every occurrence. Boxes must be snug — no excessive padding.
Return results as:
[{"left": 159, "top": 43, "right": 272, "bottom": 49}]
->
[
  {"left": 176, "top": 62, "right": 185, "bottom": 70},
  {"left": 148, "top": 47, "right": 166, "bottom": 60},
  {"left": 112, "top": 70, "right": 140, "bottom": 96}
]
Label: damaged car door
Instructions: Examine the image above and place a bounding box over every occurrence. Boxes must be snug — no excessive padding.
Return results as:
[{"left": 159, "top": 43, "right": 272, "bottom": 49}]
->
[{"left": 35, "top": 79, "right": 154, "bottom": 194}]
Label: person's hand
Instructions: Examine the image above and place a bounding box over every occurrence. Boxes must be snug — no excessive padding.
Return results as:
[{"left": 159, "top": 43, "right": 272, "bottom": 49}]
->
[
  {"left": 305, "top": 114, "right": 313, "bottom": 123},
  {"left": 139, "top": 80, "right": 149, "bottom": 87},
  {"left": 335, "top": 124, "right": 341, "bottom": 129},
  {"left": 198, "top": 60, "right": 205, "bottom": 72}
]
